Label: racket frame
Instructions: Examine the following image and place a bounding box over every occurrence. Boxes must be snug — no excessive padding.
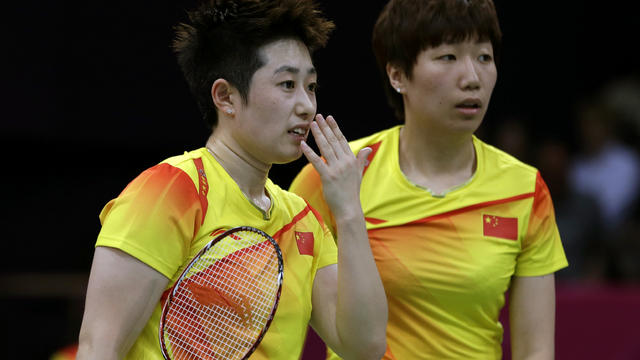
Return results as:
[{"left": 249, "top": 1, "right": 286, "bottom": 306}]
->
[{"left": 158, "top": 226, "right": 284, "bottom": 360}]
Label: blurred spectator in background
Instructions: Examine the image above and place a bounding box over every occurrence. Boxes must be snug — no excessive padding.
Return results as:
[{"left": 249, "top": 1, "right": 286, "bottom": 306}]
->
[
  {"left": 597, "top": 75, "right": 640, "bottom": 282},
  {"left": 535, "top": 139, "right": 605, "bottom": 282},
  {"left": 492, "top": 77, "right": 640, "bottom": 284},
  {"left": 569, "top": 88, "right": 640, "bottom": 232},
  {"left": 569, "top": 75, "right": 640, "bottom": 283}
]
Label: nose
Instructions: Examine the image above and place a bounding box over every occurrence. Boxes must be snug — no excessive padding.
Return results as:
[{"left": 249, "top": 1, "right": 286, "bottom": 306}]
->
[
  {"left": 459, "top": 56, "right": 481, "bottom": 91},
  {"left": 295, "top": 88, "right": 316, "bottom": 120}
]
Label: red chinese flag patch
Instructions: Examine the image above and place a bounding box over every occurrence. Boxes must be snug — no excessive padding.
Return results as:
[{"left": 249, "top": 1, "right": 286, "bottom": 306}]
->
[
  {"left": 483, "top": 214, "right": 518, "bottom": 240},
  {"left": 295, "top": 231, "right": 314, "bottom": 256}
]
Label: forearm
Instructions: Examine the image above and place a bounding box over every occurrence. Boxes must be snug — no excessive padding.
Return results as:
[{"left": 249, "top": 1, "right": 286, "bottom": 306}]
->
[
  {"left": 76, "top": 342, "right": 120, "bottom": 360},
  {"left": 511, "top": 349, "right": 554, "bottom": 360},
  {"left": 510, "top": 325, "right": 555, "bottom": 360},
  {"left": 77, "top": 296, "right": 156, "bottom": 360},
  {"left": 77, "top": 297, "right": 155, "bottom": 360},
  {"left": 334, "top": 211, "right": 387, "bottom": 359}
]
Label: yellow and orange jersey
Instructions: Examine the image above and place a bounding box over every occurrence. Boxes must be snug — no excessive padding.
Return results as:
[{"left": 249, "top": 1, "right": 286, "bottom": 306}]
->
[
  {"left": 290, "top": 125, "right": 568, "bottom": 359},
  {"left": 97, "top": 148, "right": 337, "bottom": 359}
]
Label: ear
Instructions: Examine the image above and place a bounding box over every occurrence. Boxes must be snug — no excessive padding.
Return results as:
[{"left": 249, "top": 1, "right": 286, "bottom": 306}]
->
[
  {"left": 211, "top": 79, "right": 237, "bottom": 116},
  {"left": 386, "top": 63, "right": 406, "bottom": 94}
]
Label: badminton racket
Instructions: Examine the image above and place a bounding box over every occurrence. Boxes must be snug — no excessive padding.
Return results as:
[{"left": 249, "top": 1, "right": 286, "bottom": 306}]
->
[{"left": 159, "top": 226, "right": 283, "bottom": 360}]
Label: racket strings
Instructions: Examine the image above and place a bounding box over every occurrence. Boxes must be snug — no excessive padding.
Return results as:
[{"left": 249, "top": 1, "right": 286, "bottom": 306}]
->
[
  {"left": 187, "top": 240, "right": 279, "bottom": 320},
  {"left": 163, "top": 230, "right": 282, "bottom": 360}
]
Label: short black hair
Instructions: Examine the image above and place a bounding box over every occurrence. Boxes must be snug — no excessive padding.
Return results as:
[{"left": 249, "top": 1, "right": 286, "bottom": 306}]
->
[
  {"left": 173, "top": 0, "right": 334, "bottom": 129},
  {"left": 372, "top": 0, "right": 502, "bottom": 120}
]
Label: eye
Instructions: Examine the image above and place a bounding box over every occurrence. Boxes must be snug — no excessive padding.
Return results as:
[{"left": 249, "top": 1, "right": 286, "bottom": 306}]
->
[
  {"left": 307, "top": 82, "right": 318, "bottom": 93},
  {"left": 280, "top": 80, "right": 295, "bottom": 89},
  {"left": 478, "top": 54, "right": 493, "bottom": 63},
  {"left": 438, "top": 54, "right": 456, "bottom": 61}
]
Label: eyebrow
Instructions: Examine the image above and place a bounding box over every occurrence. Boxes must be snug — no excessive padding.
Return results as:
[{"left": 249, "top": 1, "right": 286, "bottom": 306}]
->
[{"left": 273, "top": 65, "right": 316, "bottom": 76}]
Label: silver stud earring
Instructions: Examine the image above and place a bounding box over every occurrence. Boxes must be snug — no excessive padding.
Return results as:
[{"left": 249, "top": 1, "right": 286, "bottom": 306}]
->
[
  {"left": 226, "top": 109, "right": 233, "bottom": 114},
  {"left": 396, "top": 88, "right": 402, "bottom": 93}
]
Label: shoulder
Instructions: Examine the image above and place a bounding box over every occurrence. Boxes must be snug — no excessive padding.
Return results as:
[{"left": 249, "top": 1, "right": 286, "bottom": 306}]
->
[
  {"left": 475, "top": 137, "right": 539, "bottom": 186},
  {"left": 160, "top": 148, "right": 208, "bottom": 175},
  {"left": 476, "top": 137, "right": 537, "bottom": 174},
  {"left": 147, "top": 148, "right": 214, "bottom": 189},
  {"left": 117, "top": 149, "right": 208, "bottom": 199},
  {"left": 348, "top": 126, "right": 400, "bottom": 154}
]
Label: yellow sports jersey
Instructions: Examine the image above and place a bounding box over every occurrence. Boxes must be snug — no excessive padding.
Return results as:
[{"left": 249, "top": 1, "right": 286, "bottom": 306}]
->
[
  {"left": 290, "top": 126, "right": 568, "bottom": 360},
  {"left": 96, "top": 148, "right": 337, "bottom": 359}
]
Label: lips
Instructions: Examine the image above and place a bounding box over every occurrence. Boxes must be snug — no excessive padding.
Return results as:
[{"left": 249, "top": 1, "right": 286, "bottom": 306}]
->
[
  {"left": 287, "top": 125, "right": 309, "bottom": 141},
  {"left": 455, "top": 98, "right": 482, "bottom": 109},
  {"left": 289, "top": 128, "right": 306, "bottom": 135}
]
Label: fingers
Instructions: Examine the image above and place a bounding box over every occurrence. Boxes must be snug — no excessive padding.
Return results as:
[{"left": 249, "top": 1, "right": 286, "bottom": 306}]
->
[
  {"left": 311, "top": 114, "right": 352, "bottom": 163},
  {"left": 310, "top": 115, "right": 337, "bottom": 163},
  {"left": 300, "top": 140, "right": 329, "bottom": 178},
  {"left": 304, "top": 115, "right": 367, "bottom": 216},
  {"left": 325, "top": 115, "right": 352, "bottom": 155},
  {"left": 356, "top": 147, "right": 372, "bottom": 169}
]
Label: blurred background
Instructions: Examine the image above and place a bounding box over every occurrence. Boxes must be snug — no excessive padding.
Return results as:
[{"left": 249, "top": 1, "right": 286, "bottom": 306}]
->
[{"left": 2, "top": 1, "right": 639, "bottom": 358}]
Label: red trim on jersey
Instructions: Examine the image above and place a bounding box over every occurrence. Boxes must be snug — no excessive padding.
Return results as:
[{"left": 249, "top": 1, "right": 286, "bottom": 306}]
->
[
  {"left": 365, "top": 216, "right": 388, "bottom": 224},
  {"left": 305, "top": 200, "right": 324, "bottom": 225},
  {"left": 531, "top": 171, "right": 551, "bottom": 219},
  {"left": 363, "top": 141, "right": 382, "bottom": 175},
  {"left": 209, "top": 228, "right": 227, "bottom": 238},
  {"left": 193, "top": 158, "right": 209, "bottom": 225},
  {"left": 272, "top": 205, "right": 312, "bottom": 240},
  {"left": 407, "top": 192, "right": 535, "bottom": 225}
]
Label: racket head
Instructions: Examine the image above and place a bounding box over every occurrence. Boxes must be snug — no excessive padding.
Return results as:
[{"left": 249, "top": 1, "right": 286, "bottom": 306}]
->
[{"left": 159, "top": 226, "right": 283, "bottom": 360}]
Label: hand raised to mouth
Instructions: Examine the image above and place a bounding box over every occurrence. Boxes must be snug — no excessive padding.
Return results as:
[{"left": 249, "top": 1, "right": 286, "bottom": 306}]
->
[{"left": 300, "top": 114, "right": 371, "bottom": 219}]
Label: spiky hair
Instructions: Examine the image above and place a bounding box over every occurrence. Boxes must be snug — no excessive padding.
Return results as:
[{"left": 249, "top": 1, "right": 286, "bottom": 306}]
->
[{"left": 173, "top": 0, "right": 334, "bottom": 129}]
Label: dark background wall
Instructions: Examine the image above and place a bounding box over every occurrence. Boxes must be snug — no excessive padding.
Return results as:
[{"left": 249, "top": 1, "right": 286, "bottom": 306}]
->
[{"left": 2, "top": 1, "right": 639, "bottom": 358}]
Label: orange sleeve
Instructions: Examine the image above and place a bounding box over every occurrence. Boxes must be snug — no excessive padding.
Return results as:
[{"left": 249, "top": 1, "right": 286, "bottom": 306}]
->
[
  {"left": 515, "top": 172, "right": 568, "bottom": 276},
  {"left": 97, "top": 163, "right": 203, "bottom": 278}
]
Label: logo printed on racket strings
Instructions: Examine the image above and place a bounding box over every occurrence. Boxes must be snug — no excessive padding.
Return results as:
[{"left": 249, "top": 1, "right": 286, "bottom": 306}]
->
[
  {"left": 187, "top": 282, "right": 253, "bottom": 325},
  {"left": 295, "top": 231, "right": 314, "bottom": 256}
]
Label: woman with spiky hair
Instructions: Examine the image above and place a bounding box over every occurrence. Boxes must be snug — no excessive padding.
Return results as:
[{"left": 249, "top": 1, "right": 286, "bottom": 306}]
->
[
  {"left": 291, "top": 0, "right": 568, "bottom": 359},
  {"left": 76, "top": 1, "right": 387, "bottom": 359}
]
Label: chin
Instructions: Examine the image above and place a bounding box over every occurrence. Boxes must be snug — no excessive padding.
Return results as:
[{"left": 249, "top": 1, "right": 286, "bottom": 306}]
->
[
  {"left": 456, "top": 117, "right": 484, "bottom": 133},
  {"left": 272, "top": 150, "right": 303, "bottom": 165}
]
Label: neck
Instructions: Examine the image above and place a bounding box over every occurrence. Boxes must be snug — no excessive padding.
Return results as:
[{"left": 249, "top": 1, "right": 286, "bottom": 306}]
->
[
  {"left": 398, "top": 121, "right": 476, "bottom": 194},
  {"left": 205, "top": 134, "right": 270, "bottom": 200}
]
